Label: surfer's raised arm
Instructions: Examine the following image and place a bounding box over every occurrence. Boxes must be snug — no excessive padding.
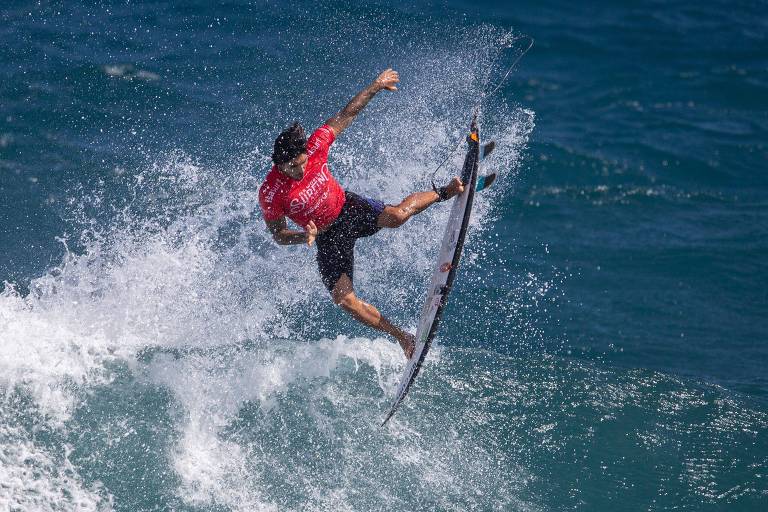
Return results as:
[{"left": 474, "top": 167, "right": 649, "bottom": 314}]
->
[{"left": 325, "top": 69, "right": 399, "bottom": 137}]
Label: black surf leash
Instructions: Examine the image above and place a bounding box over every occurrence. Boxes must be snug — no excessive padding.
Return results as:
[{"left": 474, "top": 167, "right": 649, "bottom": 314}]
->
[{"left": 431, "top": 33, "right": 534, "bottom": 198}]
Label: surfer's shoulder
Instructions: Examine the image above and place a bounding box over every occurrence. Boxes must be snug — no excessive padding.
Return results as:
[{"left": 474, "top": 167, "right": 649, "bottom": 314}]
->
[
  {"left": 307, "top": 125, "right": 336, "bottom": 157},
  {"left": 259, "top": 167, "right": 288, "bottom": 201}
]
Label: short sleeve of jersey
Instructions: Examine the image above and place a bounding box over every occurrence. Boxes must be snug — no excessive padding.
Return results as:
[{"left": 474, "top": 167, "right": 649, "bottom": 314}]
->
[
  {"left": 258, "top": 180, "right": 286, "bottom": 222},
  {"left": 306, "top": 125, "right": 336, "bottom": 162}
]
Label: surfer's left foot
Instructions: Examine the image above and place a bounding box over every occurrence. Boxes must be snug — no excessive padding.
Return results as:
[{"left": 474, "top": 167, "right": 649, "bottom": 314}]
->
[
  {"left": 446, "top": 177, "right": 464, "bottom": 197},
  {"left": 399, "top": 333, "right": 415, "bottom": 359}
]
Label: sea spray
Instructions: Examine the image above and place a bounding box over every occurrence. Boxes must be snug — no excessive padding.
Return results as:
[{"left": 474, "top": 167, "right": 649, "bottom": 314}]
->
[{"left": 1, "top": 19, "right": 536, "bottom": 510}]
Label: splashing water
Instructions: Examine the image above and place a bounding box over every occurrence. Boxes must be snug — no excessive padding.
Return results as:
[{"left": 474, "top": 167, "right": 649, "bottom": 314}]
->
[{"left": 1, "top": 22, "right": 539, "bottom": 510}]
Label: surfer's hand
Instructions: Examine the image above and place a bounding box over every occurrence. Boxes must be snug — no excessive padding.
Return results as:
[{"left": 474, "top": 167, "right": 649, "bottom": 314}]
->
[
  {"left": 374, "top": 69, "right": 399, "bottom": 92},
  {"left": 305, "top": 221, "right": 318, "bottom": 246}
]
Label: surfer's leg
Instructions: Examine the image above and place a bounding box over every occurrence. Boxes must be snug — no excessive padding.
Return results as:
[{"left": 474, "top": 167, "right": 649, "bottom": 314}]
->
[
  {"left": 331, "top": 274, "right": 415, "bottom": 358},
  {"left": 316, "top": 227, "right": 414, "bottom": 358},
  {"left": 377, "top": 177, "right": 464, "bottom": 228}
]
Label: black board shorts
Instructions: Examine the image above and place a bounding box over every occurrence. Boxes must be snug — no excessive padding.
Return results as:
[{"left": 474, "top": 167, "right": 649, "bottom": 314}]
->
[{"left": 316, "top": 191, "right": 386, "bottom": 291}]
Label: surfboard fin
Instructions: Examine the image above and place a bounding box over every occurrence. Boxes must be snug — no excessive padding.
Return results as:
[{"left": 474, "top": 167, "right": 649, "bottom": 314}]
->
[
  {"left": 481, "top": 141, "right": 496, "bottom": 159},
  {"left": 476, "top": 140, "right": 497, "bottom": 192},
  {"left": 476, "top": 173, "right": 497, "bottom": 192}
]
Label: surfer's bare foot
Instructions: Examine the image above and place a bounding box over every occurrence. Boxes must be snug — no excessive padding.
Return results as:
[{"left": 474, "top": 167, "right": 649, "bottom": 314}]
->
[
  {"left": 398, "top": 333, "right": 415, "bottom": 359},
  {"left": 443, "top": 177, "right": 465, "bottom": 199}
]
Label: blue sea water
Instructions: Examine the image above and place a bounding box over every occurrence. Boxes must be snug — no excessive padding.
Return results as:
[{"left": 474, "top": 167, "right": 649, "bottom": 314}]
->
[{"left": 1, "top": 1, "right": 767, "bottom": 510}]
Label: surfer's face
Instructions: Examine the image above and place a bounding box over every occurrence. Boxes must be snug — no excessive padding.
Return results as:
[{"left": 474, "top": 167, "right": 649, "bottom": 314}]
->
[{"left": 278, "top": 153, "right": 308, "bottom": 180}]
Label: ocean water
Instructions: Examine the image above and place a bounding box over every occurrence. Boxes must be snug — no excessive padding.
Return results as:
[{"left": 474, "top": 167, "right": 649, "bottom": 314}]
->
[{"left": 1, "top": 1, "right": 766, "bottom": 510}]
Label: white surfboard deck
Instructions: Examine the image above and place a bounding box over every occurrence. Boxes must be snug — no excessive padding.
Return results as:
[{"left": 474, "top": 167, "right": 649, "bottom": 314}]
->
[{"left": 382, "top": 122, "right": 488, "bottom": 425}]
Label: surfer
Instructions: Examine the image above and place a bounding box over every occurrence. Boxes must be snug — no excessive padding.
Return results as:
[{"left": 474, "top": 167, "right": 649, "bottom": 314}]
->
[{"left": 258, "top": 69, "right": 464, "bottom": 359}]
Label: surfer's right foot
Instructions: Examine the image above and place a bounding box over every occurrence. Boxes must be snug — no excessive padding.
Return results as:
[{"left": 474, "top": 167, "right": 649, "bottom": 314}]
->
[{"left": 398, "top": 333, "right": 415, "bottom": 359}]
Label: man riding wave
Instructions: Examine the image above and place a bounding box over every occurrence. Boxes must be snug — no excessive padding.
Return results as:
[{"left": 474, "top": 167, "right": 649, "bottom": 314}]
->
[{"left": 259, "top": 69, "right": 463, "bottom": 358}]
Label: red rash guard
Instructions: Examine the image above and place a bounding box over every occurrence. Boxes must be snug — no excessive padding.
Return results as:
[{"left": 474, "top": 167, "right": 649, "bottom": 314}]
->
[{"left": 258, "top": 125, "right": 346, "bottom": 230}]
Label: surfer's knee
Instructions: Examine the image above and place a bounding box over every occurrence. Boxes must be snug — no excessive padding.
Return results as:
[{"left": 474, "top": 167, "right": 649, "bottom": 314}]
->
[
  {"left": 391, "top": 208, "right": 409, "bottom": 227},
  {"left": 335, "top": 294, "right": 358, "bottom": 312},
  {"left": 333, "top": 290, "right": 361, "bottom": 314},
  {"left": 379, "top": 206, "right": 408, "bottom": 228},
  {"left": 330, "top": 274, "right": 357, "bottom": 309}
]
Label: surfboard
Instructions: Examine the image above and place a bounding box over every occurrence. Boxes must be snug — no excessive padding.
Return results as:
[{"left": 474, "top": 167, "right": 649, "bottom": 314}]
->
[{"left": 382, "top": 117, "right": 494, "bottom": 425}]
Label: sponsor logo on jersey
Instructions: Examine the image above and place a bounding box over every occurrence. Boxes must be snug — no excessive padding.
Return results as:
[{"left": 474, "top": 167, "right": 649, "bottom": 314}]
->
[{"left": 289, "top": 165, "right": 331, "bottom": 214}]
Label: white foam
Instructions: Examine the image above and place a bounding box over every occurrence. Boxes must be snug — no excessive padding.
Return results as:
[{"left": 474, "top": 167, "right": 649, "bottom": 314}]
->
[
  {"left": 144, "top": 336, "right": 402, "bottom": 510},
  {"left": 102, "top": 64, "right": 160, "bottom": 81},
  {"left": 0, "top": 288, "right": 118, "bottom": 423},
  {"left": 0, "top": 421, "right": 113, "bottom": 511}
]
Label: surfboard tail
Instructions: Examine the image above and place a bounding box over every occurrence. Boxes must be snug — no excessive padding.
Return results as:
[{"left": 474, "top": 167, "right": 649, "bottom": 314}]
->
[{"left": 482, "top": 141, "right": 496, "bottom": 159}]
